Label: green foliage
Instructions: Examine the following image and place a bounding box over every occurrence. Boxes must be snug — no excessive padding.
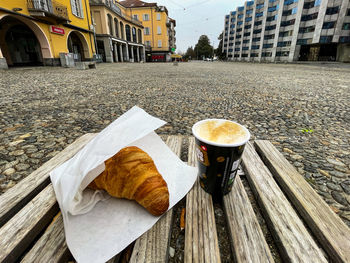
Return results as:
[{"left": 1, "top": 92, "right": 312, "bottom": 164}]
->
[
  {"left": 215, "top": 32, "right": 226, "bottom": 60},
  {"left": 194, "top": 35, "right": 214, "bottom": 59},
  {"left": 184, "top": 46, "right": 196, "bottom": 59}
]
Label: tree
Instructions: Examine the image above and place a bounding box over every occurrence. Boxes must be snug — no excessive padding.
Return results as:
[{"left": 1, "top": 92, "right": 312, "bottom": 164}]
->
[
  {"left": 184, "top": 46, "right": 196, "bottom": 59},
  {"left": 194, "top": 35, "right": 214, "bottom": 60},
  {"left": 215, "top": 32, "right": 226, "bottom": 60}
]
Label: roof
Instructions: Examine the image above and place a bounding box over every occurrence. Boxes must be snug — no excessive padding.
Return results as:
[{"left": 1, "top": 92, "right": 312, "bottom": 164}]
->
[{"left": 119, "top": 0, "right": 157, "bottom": 8}]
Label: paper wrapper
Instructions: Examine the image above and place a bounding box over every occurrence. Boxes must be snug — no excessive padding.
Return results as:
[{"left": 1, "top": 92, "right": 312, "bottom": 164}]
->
[{"left": 50, "top": 106, "right": 198, "bottom": 263}]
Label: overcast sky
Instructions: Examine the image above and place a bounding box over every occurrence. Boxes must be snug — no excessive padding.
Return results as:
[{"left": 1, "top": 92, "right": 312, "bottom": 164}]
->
[{"left": 143, "top": 0, "right": 246, "bottom": 53}]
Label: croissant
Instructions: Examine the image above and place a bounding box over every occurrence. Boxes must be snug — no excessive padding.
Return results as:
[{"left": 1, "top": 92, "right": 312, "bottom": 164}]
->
[{"left": 88, "top": 146, "right": 169, "bottom": 216}]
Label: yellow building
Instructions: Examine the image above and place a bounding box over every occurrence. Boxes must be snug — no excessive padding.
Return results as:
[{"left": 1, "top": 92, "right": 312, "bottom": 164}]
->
[
  {"left": 119, "top": 0, "right": 176, "bottom": 62},
  {"left": 90, "top": 0, "right": 145, "bottom": 63},
  {"left": 0, "top": 0, "right": 95, "bottom": 68}
]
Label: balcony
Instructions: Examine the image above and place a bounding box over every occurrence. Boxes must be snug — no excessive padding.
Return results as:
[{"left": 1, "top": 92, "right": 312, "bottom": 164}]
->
[
  {"left": 27, "top": 0, "right": 69, "bottom": 23},
  {"left": 91, "top": 0, "right": 142, "bottom": 26}
]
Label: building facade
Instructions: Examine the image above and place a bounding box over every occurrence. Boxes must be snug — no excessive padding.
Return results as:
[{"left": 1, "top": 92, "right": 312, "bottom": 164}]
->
[
  {"left": 119, "top": 0, "right": 176, "bottom": 62},
  {"left": 0, "top": 0, "right": 95, "bottom": 69},
  {"left": 222, "top": 0, "right": 350, "bottom": 62},
  {"left": 90, "top": 0, "right": 145, "bottom": 62}
]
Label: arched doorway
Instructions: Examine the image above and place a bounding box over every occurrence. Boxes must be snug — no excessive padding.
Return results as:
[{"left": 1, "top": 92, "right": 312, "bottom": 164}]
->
[
  {"left": 0, "top": 16, "right": 46, "bottom": 66},
  {"left": 119, "top": 22, "right": 124, "bottom": 40},
  {"left": 67, "top": 31, "right": 89, "bottom": 61}
]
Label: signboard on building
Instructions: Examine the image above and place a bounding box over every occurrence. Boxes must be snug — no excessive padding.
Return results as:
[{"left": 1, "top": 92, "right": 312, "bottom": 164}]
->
[{"left": 50, "top": 25, "right": 65, "bottom": 35}]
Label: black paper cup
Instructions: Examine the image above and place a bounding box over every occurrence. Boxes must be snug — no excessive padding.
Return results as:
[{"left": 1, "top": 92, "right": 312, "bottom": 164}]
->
[{"left": 192, "top": 119, "right": 250, "bottom": 199}]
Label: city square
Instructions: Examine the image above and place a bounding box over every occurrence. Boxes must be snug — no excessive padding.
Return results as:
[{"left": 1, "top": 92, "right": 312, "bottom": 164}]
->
[{"left": 1, "top": 61, "right": 349, "bottom": 228}]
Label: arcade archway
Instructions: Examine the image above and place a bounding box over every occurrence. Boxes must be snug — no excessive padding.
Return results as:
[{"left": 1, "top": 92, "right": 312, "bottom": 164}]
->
[{"left": 67, "top": 31, "right": 89, "bottom": 61}]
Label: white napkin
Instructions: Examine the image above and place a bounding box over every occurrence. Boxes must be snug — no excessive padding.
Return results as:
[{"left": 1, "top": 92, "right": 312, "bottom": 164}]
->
[{"left": 50, "top": 106, "right": 198, "bottom": 263}]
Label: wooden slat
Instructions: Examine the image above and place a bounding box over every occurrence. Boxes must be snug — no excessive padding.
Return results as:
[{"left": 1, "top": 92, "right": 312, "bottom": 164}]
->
[
  {"left": 20, "top": 213, "right": 70, "bottom": 263},
  {"left": 0, "top": 133, "right": 97, "bottom": 228},
  {"left": 255, "top": 140, "right": 350, "bottom": 263},
  {"left": 223, "top": 173, "right": 274, "bottom": 263},
  {"left": 184, "top": 137, "right": 221, "bottom": 263},
  {"left": 129, "top": 135, "right": 182, "bottom": 263},
  {"left": 0, "top": 185, "right": 59, "bottom": 263},
  {"left": 241, "top": 142, "right": 327, "bottom": 263}
]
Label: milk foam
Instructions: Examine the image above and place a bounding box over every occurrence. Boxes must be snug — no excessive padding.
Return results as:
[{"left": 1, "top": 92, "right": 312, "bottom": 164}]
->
[{"left": 196, "top": 120, "right": 248, "bottom": 145}]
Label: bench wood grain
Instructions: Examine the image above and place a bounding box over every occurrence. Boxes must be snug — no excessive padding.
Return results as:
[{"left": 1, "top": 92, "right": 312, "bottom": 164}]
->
[
  {"left": 129, "top": 136, "right": 182, "bottom": 263},
  {"left": 0, "top": 185, "right": 59, "bottom": 263},
  {"left": 255, "top": 140, "right": 350, "bottom": 263},
  {"left": 184, "top": 137, "right": 220, "bottom": 263},
  {"left": 241, "top": 142, "right": 327, "bottom": 263},
  {"left": 0, "top": 133, "right": 96, "bottom": 228},
  {"left": 223, "top": 172, "right": 274, "bottom": 263}
]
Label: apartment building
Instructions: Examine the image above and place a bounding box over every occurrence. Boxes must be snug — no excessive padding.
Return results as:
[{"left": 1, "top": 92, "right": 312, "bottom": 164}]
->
[
  {"left": 222, "top": 0, "right": 350, "bottom": 62},
  {"left": 119, "top": 0, "right": 176, "bottom": 62},
  {"left": 0, "top": 0, "right": 95, "bottom": 69},
  {"left": 90, "top": 0, "right": 145, "bottom": 63}
]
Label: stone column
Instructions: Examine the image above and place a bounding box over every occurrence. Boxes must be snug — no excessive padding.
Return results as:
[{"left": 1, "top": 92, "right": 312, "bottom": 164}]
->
[
  {"left": 136, "top": 47, "right": 140, "bottom": 62},
  {"left": 129, "top": 46, "right": 134, "bottom": 62},
  {"left": 104, "top": 37, "right": 113, "bottom": 63},
  {"left": 113, "top": 43, "right": 118, "bottom": 62},
  {"left": 119, "top": 44, "right": 124, "bottom": 62},
  {"left": 125, "top": 43, "right": 130, "bottom": 61},
  {"left": 0, "top": 47, "right": 7, "bottom": 69},
  {"left": 143, "top": 47, "right": 146, "bottom": 62}
]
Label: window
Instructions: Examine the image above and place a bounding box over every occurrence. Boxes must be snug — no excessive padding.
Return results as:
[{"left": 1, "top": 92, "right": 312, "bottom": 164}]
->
[
  {"left": 125, "top": 24, "right": 131, "bottom": 41},
  {"left": 292, "top": 7, "right": 297, "bottom": 14},
  {"left": 247, "top": 1, "right": 254, "bottom": 6},
  {"left": 281, "top": 19, "right": 295, "bottom": 26},
  {"left": 242, "top": 54, "right": 248, "bottom": 57},
  {"left": 262, "top": 52, "right": 272, "bottom": 57},
  {"left": 254, "top": 21, "right": 262, "bottom": 26},
  {"left": 245, "top": 24, "right": 251, "bottom": 29},
  {"left": 268, "top": 5, "right": 278, "bottom": 12},
  {"left": 301, "top": 13, "right": 318, "bottom": 21},
  {"left": 250, "top": 53, "right": 259, "bottom": 57},
  {"left": 145, "top": 40, "right": 151, "bottom": 47},
  {"left": 144, "top": 27, "right": 150, "bottom": 35},
  {"left": 242, "top": 47, "right": 249, "bottom": 50},
  {"left": 265, "top": 25, "right": 276, "bottom": 31},
  {"left": 228, "top": 48, "right": 233, "bottom": 52},
  {"left": 326, "top": 6, "right": 339, "bottom": 15},
  {"left": 276, "top": 51, "right": 289, "bottom": 56},
  {"left": 256, "top": 12, "right": 264, "bottom": 17},
  {"left": 229, "top": 37, "right": 235, "bottom": 40},
  {"left": 231, "top": 18, "right": 236, "bottom": 22},
  {"left": 297, "top": 39, "right": 309, "bottom": 45},
  {"left": 156, "top": 13, "right": 161, "bottom": 20},
  {"left": 299, "top": 26, "right": 315, "bottom": 33},
  {"left": 342, "top": 23, "right": 350, "bottom": 30},
  {"left": 256, "top": 4, "right": 264, "bottom": 9},
  {"left": 235, "top": 47, "right": 240, "bottom": 51},
  {"left": 229, "top": 43, "right": 234, "bottom": 46},
  {"left": 238, "top": 6, "right": 244, "bottom": 11},
  {"left": 235, "top": 41, "right": 241, "bottom": 45},
  {"left": 238, "top": 14, "right": 244, "bottom": 19},
  {"left": 158, "top": 40, "right": 162, "bottom": 47},
  {"left": 339, "top": 36, "right": 350, "bottom": 43},
  {"left": 285, "top": 0, "right": 297, "bottom": 5},
  {"left": 277, "top": 41, "right": 291, "bottom": 47},
  {"left": 238, "top": 21, "right": 243, "bottom": 25},
  {"left": 143, "top": 14, "right": 149, "bottom": 21},
  {"left": 319, "top": 36, "right": 332, "bottom": 43},
  {"left": 246, "top": 17, "right": 252, "bottom": 22},
  {"left": 264, "top": 34, "right": 275, "bottom": 40},
  {"left": 230, "top": 24, "right": 235, "bottom": 28},
  {"left": 237, "top": 28, "right": 242, "bottom": 32},
  {"left": 251, "top": 45, "right": 260, "bottom": 49},
  {"left": 244, "top": 32, "right": 251, "bottom": 37},
  {"left": 230, "top": 31, "right": 235, "bottom": 35},
  {"left": 224, "top": 44, "right": 227, "bottom": 47},
  {"left": 71, "top": 0, "right": 83, "bottom": 18},
  {"left": 269, "top": 0, "right": 278, "bottom": 2},
  {"left": 231, "top": 11, "right": 236, "bottom": 15},
  {"left": 266, "top": 15, "right": 276, "bottom": 21},
  {"left": 252, "top": 37, "right": 260, "bottom": 42},
  {"left": 226, "top": 15, "right": 230, "bottom": 19},
  {"left": 304, "top": 1, "right": 315, "bottom": 9},
  {"left": 253, "top": 29, "right": 262, "bottom": 34},
  {"left": 234, "top": 54, "right": 240, "bottom": 57},
  {"left": 347, "top": 9, "right": 350, "bottom": 16},
  {"left": 246, "top": 10, "right": 253, "bottom": 15},
  {"left": 314, "top": 0, "right": 321, "bottom": 6},
  {"left": 243, "top": 39, "right": 250, "bottom": 43},
  {"left": 236, "top": 34, "right": 242, "bottom": 39},
  {"left": 263, "top": 43, "right": 273, "bottom": 48},
  {"left": 157, "top": 26, "right": 161, "bottom": 34},
  {"left": 322, "top": 22, "right": 335, "bottom": 29},
  {"left": 133, "top": 14, "right": 138, "bottom": 20}
]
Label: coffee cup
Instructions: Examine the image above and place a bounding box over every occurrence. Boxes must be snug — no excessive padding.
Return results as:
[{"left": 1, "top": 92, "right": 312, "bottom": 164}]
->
[{"left": 192, "top": 119, "right": 250, "bottom": 198}]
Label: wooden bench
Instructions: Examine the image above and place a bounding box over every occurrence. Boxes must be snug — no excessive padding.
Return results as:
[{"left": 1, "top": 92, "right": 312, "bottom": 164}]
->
[{"left": 0, "top": 134, "right": 349, "bottom": 263}]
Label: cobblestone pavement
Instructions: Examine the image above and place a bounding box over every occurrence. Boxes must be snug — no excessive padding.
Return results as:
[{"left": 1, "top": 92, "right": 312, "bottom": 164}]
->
[{"left": 0, "top": 62, "right": 349, "bottom": 229}]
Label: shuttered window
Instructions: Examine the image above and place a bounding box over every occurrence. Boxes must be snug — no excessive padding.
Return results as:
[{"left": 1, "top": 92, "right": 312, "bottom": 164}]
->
[{"left": 71, "top": 0, "right": 84, "bottom": 18}]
